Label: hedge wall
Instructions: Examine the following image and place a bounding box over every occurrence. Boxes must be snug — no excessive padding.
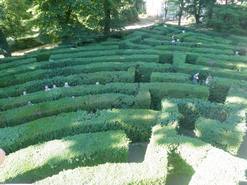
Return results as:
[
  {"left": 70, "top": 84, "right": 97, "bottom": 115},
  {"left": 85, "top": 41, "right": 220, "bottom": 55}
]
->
[
  {"left": 0, "top": 70, "right": 135, "bottom": 98},
  {"left": 0, "top": 109, "right": 159, "bottom": 153},
  {"left": 0, "top": 130, "right": 129, "bottom": 183},
  {"left": 141, "top": 82, "right": 209, "bottom": 109},
  {"left": 34, "top": 125, "right": 169, "bottom": 185},
  {"left": 0, "top": 92, "right": 151, "bottom": 127},
  {"left": 0, "top": 83, "right": 139, "bottom": 111}
]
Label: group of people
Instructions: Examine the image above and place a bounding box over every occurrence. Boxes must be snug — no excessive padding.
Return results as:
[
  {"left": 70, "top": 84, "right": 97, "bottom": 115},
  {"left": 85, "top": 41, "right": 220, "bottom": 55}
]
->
[{"left": 192, "top": 72, "right": 213, "bottom": 86}]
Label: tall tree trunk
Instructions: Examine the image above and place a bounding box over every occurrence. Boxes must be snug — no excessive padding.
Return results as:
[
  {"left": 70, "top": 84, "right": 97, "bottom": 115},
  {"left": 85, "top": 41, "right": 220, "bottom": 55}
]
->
[
  {"left": 103, "top": 0, "right": 111, "bottom": 36},
  {"left": 194, "top": 0, "right": 201, "bottom": 24},
  {"left": 178, "top": 0, "right": 185, "bottom": 26},
  {"left": 178, "top": 11, "right": 183, "bottom": 26},
  {"left": 0, "top": 29, "right": 11, "bottom": 57},
  {"left": 195, "top": 13, "right": 200, "bottom": 24}
]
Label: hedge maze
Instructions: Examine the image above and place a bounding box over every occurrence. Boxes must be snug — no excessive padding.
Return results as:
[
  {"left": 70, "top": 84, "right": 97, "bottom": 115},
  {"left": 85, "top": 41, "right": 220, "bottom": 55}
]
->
[{"left": 0, "top": 24, "right": 247, "bottom": 185}]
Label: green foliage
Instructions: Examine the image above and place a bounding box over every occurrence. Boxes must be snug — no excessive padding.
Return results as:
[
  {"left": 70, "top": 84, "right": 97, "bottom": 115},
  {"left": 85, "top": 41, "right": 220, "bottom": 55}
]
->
[
  {"left": 0, "top": 93, "right": 151, "bottom": 127},
  {"left": 162, "top": 98, "right": 228, "bottom": 131},
  {"left": 0, "top": 83, "right": 139, "bottom": 111},
  {"left": 141, "top": 82, "right": 209, "bottom": 109},
  {"left": 207, "top": 5, "right": 247, "bottom": 35},
  {"left": 151, "top": 72, "right": 191, "bottom": 83},
  {"left": 0, "top": 109, "right": 159, "bottom": 153},
  {"left": 195, "top": 117, "right": 243, "bottom": 154},
  {"left": 0, "top": 70, "right": 135, "bottom": 97},
  {"left": 0, "top": 0, "right": 32, "bottom": 38},
  {"left": 209, "top": 82, "right": 230, "bottom": 103},
  {"left": 34, "top": 125, "right": 168, "bottom": 185},
  {"left": 0, "top": 130, "right": 129, "bottom": 183}
]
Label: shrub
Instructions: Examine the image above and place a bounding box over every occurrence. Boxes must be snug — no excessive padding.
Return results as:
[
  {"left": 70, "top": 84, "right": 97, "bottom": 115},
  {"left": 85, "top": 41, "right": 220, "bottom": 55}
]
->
[
  {"left": 50, "top": 49, "right": 149, "bottom": 60},
  {"left": 151, "top": 72, "right": 191, "bottom": 83},
  {"left": 162, "top": 98, "right": 228, "bottom": 131},
  {"left": 185, "top": 54, "right": 198, "bottom": 64},
  {"left": 195, "top": 118, "right": 242, "bottom": 154},
  {"left": 0, "top": 130, "right": 129, "bottom": 183},
  {"left": 0, "top": 70, "right": 135, "bottom": 98},
  {"left": 209, "top": 82, "right": 230, "bottom": 103},
  {"left": 0, "top": 58, "right": 37, "bottom": 71},
  {"left": 0, "top": 83, "right": 139, "bottom": 111},
  {"left": 34, "top": 125, "right": 169, "bottom": 185},
  {"left": 176, "top": 63, "right": 247, "bottom": 81},
  {"left": 0, "top": 109, "right": 159, "bottom": 153},
  {"left": 50, "top": 45, "right": 119, "bottom": 55},
  {"left": 0, "top": 93, "right": 151, "bottom": 127},
  {"left": 141, "top": 82, "right": 209, "bottom": 109},
  {"left": 43, "top": 55, "right": 159, "bottom": 69},
  {"left": 178, "top": 103, "right": 199, "bottom": 130}
]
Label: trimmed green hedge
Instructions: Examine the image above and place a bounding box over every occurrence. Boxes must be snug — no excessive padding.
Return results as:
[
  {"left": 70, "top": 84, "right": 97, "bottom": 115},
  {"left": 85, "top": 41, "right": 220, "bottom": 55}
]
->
[
  {"left": 34, "top": 125, "right": 169, "bottom": 185},
  {"left": 175, "top": 63, "right": 247, "bottom": 81},
  {"left": 0, "top": 130, "right": 129, "bottom": 183},
  {"left": 141, "top": 82, "right": 209, "bottom": 109},
  {"left": 155, "top": 45, "right": 234, "bottom": 55},
  {"left": 0, "top": 63, "right": 137, "bottom": 87},
  {"left": 0, "top": 53, "right": 161, "bottom": 78},
  {"left": 0, "top": 70, "right": 135, "bottom": 98},
  {"left": 0, "top": 58, "right": 37, "bottom": 71},
  {"left": 164, "top": 98, "right": 228, "bottom": 130},
  {"left": 119, "top": 41, "right": 151, "bottom": 49},
  {"left": 0, "top": 54, "right": 173, "bottom": 87},
  {"left": 186, "top": 54, "right": 247, "bottom": 71},
  {"left": 0, "top": 55, "right": 34, "bottom": 64},
  {"left": 49, "top": 44, "right": 119, "bottom": 55},
  {"left": 0, "top": 92, "right": 151, "bottom": 127},
  {"left": 151, "top": 72, "right": 191, "bottom": 83},
  {"left": 0, "top": 83, "right": 139, "bottom": 111},
  {"left": 0, "top": 109, "right": 159, "bottom": 153},
  {"left": 0, "top": 62, "right": 44, "bottom": 78},
  {"left": 50, "top": 49, "right": 158, "bottom": 60},
  {"left": 43, "top": 55, "right": 159, "bottom": 69},
  {"left": 195, "top": 118, "right": 243, "bottom": 155}
]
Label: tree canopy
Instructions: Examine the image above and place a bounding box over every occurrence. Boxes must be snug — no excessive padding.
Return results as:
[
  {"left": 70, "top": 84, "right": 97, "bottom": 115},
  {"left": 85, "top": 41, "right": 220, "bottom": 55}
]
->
[{"left": 0, "top": 0, "right": 246, "bottom": 56}]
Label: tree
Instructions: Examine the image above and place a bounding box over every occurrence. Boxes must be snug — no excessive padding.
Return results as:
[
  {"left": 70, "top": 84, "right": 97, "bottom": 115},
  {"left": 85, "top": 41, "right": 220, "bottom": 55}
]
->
[
  {"left": 33, "top": 0, "right": 88, "bottom": 42},
  {"left": 175, "top": 0, "right": 186, "bottom": 25},
  {"left": 0, "top": 0, "right": 31, "bottom": 56},
  {"left": 185, "top": 0, "right": 204, "bottom": 24}
]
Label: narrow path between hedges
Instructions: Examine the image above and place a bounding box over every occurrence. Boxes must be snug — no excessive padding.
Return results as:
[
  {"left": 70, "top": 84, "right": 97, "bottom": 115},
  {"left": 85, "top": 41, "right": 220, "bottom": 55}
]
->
[
  {"left": 128, "top": 143, "right": 148, "bottom": 163},
  {"left": 238, "top": 130, "right": 247, "bottom": 160}
]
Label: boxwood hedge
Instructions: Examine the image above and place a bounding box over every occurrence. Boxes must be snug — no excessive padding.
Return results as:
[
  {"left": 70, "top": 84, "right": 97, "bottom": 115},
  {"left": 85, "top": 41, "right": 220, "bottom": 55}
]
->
[
  {"left": 0, "top": 83, "right": 139, "bottom": 111},
  {"left": 0, "top": 92, "right": 151, "bottom": 127},
  {"left": 0, "top": 70, "right": 135, "bottom": 98},
  {"left": 0, "top": 109, "right": 159, "bottom": 153},
  {"left": 0, "top": 130, "right": 129, "bottom": 183}
]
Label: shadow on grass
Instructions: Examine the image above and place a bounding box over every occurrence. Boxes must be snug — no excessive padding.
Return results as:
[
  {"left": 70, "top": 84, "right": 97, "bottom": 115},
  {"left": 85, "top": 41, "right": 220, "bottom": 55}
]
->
[{"left": 4, "top": 131, "right": 127, "bottom": 184}]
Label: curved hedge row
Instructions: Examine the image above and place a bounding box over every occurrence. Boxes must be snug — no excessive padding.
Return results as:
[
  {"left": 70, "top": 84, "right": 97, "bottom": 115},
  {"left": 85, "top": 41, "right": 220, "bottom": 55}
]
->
[
  {"left": 0, "top": 109, "right": 159, "bottom": 153},
  {"left": 0, "top": 92, "right": 151, "bottom": 127},
  {"left": 43, "top": 54, "right": 159, "bottom": 69},
  {"left": 175, "top": 63, "right": 247, "bottom": 81},
  {"left": 0, "top": 130, "right": 129, "bottom": 183},
  {"left": 0, "top": 53, "right": 161, "bottom": 78},
  {"left": 151, "top": 72, "right": 191, "bottom": 83},
  {"left": 0, "top": 70, "right": 135, "bottom": 98},
  {"left": 141, "top": 82, "right": 209, "bottom": 109},
  {"left": 0, "top": 57, "right": 173, "bottom": 87},
  {"left": 34, "top": 125, "right": 169, "bottom": 185},
  {"left": 0, "top": 58, "right": 37, "bottom": 71},
  {"left": 0, "top": 83, "right": 139, "bottom": 111}
]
